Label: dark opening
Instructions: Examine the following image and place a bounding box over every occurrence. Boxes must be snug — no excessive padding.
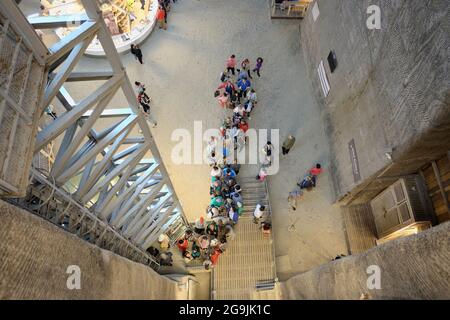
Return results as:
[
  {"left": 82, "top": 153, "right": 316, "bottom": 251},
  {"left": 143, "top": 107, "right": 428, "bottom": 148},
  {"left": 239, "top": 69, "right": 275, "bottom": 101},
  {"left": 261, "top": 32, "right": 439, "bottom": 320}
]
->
[{"left": 327, "top": 50, "right": 338, "bottom": 73}]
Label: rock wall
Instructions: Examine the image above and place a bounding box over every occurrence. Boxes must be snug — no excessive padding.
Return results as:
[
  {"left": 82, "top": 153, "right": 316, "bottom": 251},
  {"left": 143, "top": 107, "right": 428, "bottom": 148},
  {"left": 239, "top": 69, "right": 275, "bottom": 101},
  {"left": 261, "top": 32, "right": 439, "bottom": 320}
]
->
[
  {"left": 299, "top": 0, "right": 450, "bottom": 203},
  {"left": 281, "top": 221, "right": 450, "bottom": 299},
  {"left": 0, "top": 200, "right": 187, "bottom": 299}
]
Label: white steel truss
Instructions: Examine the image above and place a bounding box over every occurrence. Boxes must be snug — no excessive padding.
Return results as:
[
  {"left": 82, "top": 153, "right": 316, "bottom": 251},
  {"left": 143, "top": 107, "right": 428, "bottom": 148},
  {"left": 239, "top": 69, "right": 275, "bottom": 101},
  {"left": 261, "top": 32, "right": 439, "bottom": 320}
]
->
[{"left": 0, "top": 0, "right": 188, "bottom": 269}]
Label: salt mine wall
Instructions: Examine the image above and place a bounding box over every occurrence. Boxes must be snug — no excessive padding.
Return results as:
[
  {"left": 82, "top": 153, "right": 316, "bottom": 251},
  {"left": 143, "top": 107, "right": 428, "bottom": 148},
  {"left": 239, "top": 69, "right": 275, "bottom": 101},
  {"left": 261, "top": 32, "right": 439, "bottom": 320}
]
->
[{"left": 0, "top": 200, "right": 187, "bottom": 299}]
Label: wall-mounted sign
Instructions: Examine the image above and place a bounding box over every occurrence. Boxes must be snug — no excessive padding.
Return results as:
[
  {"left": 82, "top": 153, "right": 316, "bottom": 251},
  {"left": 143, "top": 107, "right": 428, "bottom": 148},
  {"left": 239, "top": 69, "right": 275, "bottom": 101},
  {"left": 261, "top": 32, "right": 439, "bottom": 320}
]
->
[
  {"left": 312, "top": 2, "right": 320, "bottom": 22},
  {"left": 348, "top": 139, "right": 361, "bottom": 183}
]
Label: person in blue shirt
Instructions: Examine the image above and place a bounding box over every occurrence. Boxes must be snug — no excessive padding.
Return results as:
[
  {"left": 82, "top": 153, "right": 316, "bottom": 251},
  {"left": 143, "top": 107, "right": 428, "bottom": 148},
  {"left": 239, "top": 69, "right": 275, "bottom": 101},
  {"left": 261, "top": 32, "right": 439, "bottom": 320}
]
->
[
  {"left": 237, "top": 69, "right": 248, "bottom": 81},
  {"left": 223, "top": 165, "right": 236, "bottom": 178},
  {"left": 237, "top": 78, "right": 251, "bottom": 98}
]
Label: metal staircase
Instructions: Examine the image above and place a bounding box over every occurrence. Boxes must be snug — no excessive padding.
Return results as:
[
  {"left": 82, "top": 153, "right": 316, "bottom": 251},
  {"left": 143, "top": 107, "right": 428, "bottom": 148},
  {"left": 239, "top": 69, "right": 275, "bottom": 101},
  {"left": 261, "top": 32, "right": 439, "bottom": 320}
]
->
[{"left": 211, "top": 177, "right": 279, "bottom": 300}]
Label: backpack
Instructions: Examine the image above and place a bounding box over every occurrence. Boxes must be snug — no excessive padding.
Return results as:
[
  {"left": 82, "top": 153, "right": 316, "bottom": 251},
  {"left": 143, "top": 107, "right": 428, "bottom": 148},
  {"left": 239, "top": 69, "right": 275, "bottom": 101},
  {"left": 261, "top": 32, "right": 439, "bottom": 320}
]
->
[{"left": 140, "top": 93, "right": 150, "bottom": 104}]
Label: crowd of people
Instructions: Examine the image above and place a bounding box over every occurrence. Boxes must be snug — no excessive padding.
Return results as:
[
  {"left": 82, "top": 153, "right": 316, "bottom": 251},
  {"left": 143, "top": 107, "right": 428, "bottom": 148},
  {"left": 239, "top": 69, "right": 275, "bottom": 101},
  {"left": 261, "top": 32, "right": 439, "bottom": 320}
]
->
[{"left": 146, "top": 54, "right": 272, "bottom": 270}]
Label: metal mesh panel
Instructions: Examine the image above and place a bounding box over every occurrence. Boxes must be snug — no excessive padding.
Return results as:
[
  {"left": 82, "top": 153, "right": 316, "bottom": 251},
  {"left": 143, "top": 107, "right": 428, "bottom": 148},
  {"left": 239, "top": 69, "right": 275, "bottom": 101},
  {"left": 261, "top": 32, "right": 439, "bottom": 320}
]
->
[
  {"left": 9, "top": 48, "right": 30, "bottom": 103},
  {"left": 0, "top": 10, "right": 45, "bottom": 197},
  {"left": 0, "top": 36, "right": 16, "bottom": 89},
  {"left": 22, "top": 59, "right": 44, "bottom": 114},
  {"left": 0, "top": 105, "right": 15, "bottom": 170},
  {"left": 3, "top": 107, "right": 23, "bottom": 187}
]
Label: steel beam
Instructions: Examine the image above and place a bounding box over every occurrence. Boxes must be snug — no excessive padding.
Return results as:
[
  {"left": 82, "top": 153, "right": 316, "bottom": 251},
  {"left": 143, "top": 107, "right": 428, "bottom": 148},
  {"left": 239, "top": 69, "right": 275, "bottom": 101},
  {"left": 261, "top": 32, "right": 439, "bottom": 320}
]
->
[
  {"left": 28, "top": 14, "right": 89, "bottom": 29},
  {"left": 47, "top": 20, "right": 98, "bottom": 66},
  {"left": 81, "top": 108, "right": 134, "bottom": 119},
  {"left": 56, "top": 115, "right": 138, "bottom": 183},
  {"left": 36, "top": 74, "right": 124, "bottom": 151},
  {"left": 77, "top": 138, "right": 147, "bottom": 204}
]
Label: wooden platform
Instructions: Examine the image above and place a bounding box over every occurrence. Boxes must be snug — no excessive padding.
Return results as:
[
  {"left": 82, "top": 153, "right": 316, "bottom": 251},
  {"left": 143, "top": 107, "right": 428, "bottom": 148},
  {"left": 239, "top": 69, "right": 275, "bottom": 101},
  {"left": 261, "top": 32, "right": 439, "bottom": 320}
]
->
[
  {"left": 341, "top": 204, "right": 377, "bottom": 254},
  {"left": 421, "top": 153, "right": 450, "bottom": 224}
]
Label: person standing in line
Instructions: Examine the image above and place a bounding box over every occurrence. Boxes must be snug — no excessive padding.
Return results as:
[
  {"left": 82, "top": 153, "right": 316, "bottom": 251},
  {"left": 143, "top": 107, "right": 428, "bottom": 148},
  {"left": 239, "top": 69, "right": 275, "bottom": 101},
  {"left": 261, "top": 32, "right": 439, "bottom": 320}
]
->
[
  {"left": 253, "top": 57, "right": 264, "bottom": 77},
  {"left": 231, "top": 159, "right": 241, "bottom": 175},
  {"left": 158, "top": 233, "right": 170, "bottom": 251},
  {"left": 240, "top": 58, "right": 252, "bottom": 79},
  {"left": 177, "top": 238, "right": 188, "bottom": 254},
  {"left": 156, "top": 5, "right": 166, "bottom": 30},
  {"left": 226, "top": 54, "right": 237, "bottom": 76},
  {"left": 131, "top": 44, "right": 144, "bottom": 64},
  {"left": 282, "top": 135, "right": 296, "bottom": 155},
  {"left": 207, "top": 152, "right": 217, "bottom": 167}
]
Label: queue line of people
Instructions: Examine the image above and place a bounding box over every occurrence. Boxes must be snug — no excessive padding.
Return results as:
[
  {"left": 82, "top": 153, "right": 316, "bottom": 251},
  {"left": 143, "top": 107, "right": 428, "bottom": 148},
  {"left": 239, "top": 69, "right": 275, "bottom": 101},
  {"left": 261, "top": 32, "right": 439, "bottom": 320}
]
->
[{"left": 172, "top": 54, "right": 271, "bottom": 270}]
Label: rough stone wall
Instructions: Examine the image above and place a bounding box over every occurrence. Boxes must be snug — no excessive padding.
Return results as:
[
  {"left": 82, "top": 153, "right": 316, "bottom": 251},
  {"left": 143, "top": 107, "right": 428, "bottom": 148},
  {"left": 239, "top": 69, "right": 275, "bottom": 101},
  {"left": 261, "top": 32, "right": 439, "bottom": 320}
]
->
[
  {"left": 281, "top": 221, "right": 450, "bottom": 299},
  {"left": 0, "top": 200, "right": 187, "bottom": 299},
  {"left": 300, "top": 0, "right": 450, "bottom": 202}
]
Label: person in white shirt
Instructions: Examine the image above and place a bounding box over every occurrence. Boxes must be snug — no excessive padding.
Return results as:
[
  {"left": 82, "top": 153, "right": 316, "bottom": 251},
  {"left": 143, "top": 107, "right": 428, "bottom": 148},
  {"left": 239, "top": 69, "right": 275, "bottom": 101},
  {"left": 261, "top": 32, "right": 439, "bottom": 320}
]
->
[
  {"left": 247, "top": 89, "right": 257, "bottom": 103},
  {"left": 233, "top": 104, "right": 245, "bottom": 117},
  {"left": 211, "top": 166, "right": 222, "bottom": 178},
  {"left": 207, "top": 136, "right": 217, "bottom": 155},
  {"left": 253, "top": 204, "right": 266, "bottom": 224},
  {"left": 207, "top": 152, "right": 217, "bottom": 167}
]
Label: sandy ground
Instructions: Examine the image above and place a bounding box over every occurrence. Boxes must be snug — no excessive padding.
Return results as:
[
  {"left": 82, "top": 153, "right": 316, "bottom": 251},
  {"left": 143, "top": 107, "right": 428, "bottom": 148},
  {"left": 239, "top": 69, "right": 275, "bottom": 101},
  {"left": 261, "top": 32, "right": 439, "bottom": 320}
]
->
[{"left": 21, "top": 0, "right": 348, "bottom": 281}]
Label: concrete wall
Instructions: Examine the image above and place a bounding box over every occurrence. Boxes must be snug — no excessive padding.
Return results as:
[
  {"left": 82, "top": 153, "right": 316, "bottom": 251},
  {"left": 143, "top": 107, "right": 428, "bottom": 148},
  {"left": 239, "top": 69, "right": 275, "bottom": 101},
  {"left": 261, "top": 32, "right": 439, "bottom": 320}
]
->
[
  {"left": 299, "top": 0, "right": 450, "bottom": 203},
  {"left": 281, "top": 221, "right": 450, "bottom": 299},
  {"left": 0, "top": 200, "right": 187, "bottom": 299}
]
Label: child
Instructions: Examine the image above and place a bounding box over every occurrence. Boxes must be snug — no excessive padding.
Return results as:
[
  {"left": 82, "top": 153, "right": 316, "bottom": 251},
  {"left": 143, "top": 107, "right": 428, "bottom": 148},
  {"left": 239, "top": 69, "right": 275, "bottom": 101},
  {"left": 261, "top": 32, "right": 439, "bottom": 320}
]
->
[{"left": 253, "top": 57, "right": 264, "bottom": 77}]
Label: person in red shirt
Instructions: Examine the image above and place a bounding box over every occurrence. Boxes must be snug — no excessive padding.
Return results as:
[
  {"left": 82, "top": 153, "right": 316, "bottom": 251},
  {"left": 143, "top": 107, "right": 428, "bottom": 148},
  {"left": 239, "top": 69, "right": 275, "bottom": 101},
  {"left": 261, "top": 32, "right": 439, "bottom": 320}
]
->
[
  {"left": 177, "top": 239, "right": 188, "bottom": 253},
  {"left": 226, "top": 54, "right": 237, "bottom": 76},
  {"left": 310, "top": 163, "right": 322, "bottom": 176},
  {"left": 156, "top": 6, "right": 166, "bottom": 30},
  {"left": 239, "top": 120, "right": 249, "bottom": 133},
  {"left": 210, "top": 249, "right": 222, "bottom": 266},
  {"left": 309, "top": 163, "right": 322, "bottom": 188}
]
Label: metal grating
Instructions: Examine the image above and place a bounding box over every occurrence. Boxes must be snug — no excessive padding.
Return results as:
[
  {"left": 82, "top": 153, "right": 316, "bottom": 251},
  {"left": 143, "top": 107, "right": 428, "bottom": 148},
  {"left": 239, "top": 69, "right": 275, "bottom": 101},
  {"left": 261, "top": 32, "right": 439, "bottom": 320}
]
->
[{"left": 0, "top": 10, "right": 45, "bottom": 197}]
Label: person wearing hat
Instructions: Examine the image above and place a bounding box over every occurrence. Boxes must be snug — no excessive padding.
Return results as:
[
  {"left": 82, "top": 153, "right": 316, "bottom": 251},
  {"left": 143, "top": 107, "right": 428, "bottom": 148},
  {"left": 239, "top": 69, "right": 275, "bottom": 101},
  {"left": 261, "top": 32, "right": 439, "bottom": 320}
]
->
[
  {"left": 194, "top": 217, "right": 206, "bottom": 234},
  {"left": 236, "top": 201, "right": 244, "bottom": 216},
  {"left": 211, "top": 166, "right": 222, "bottom": 178},
  {"left": 233, "top": 184, "right": 242, "bottom": 193},
  {"left": 207, "top": 206, "right": 220, "bottom": 220},
  {"left": 231, "top": 190, "right": 243, "bottom": 206},
  {"left": 282, "top": 135, "right": 296, "bottom": 155},
  {"left": 210, "top": 238, "right": 219, "bottom": 248},
  {"left": 159, "top": 252, "right": 173, "bottom": 266},
  {"left": 158, "top": 233, "right": 170, "bottom": 251}
]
